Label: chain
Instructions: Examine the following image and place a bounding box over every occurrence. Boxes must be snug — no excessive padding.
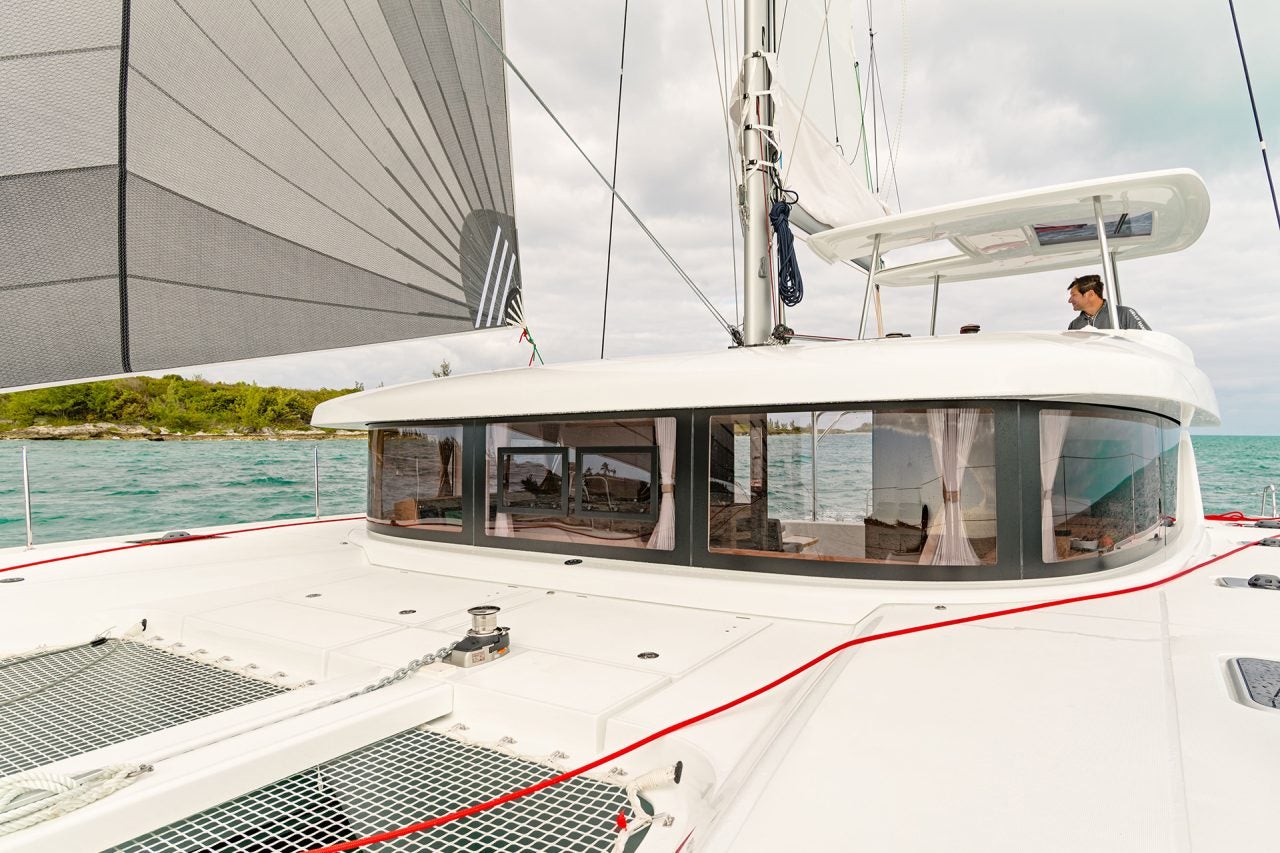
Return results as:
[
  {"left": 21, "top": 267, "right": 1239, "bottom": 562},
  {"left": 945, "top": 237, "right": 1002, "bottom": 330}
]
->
[{"left": 347, "top": 644, "right": 458, "bottom": 701}]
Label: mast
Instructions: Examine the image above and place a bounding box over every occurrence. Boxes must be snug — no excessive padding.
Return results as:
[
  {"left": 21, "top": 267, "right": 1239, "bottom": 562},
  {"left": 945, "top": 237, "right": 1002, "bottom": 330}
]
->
[{"left": 741, "top": 0, "right": 776, "bottom": 346}]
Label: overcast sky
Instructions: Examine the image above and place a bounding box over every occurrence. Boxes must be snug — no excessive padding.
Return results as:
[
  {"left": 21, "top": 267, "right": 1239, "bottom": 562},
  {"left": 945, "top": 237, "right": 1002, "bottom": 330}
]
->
[{"left": 193, "top": 0, "right": 1280, "bottom": 434}]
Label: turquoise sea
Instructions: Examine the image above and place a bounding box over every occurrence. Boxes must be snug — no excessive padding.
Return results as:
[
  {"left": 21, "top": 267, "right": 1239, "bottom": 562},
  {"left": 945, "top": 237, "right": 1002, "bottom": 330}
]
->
[
  {"left": 0, "top": 435, "right": 1277, "bottom": 549},
  {"left": 0, "top": 440, "right": 368, "bottom": 549}
]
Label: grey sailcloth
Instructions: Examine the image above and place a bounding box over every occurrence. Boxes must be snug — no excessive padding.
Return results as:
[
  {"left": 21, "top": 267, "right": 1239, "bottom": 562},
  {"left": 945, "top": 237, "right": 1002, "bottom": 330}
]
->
[{"left": 0, "top": 0, "right": 520, "bottom": 390}]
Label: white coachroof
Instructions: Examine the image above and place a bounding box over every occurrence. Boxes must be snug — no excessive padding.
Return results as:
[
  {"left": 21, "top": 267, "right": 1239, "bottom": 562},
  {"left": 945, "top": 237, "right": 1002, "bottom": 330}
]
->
[
  {"left": 313, "top": 330, "right": 1220, "bottom": 428},
  {"left": 806, "top": 169, "right": 1210, "bottom": 286}
]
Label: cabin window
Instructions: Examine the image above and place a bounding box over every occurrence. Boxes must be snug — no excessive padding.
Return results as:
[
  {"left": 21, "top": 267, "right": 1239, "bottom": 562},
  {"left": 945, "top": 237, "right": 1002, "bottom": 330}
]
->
[
  {"left": 1039, "top": 409, "right": 1173, "bottom": 563},
  {"left": 707, "top": 408, "right": 998, "bottom": 566},
  {"left": 485, "top": 417, "right": 675, "bottom": 550},
  {"left": 368, "top": 426, "right": 464, "bottom": 533}
]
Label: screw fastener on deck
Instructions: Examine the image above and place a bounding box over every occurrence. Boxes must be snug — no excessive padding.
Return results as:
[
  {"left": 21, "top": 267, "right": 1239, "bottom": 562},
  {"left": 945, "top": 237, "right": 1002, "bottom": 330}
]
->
[{"left": 448, "top": 605, "right": 511, "bottom": 668}]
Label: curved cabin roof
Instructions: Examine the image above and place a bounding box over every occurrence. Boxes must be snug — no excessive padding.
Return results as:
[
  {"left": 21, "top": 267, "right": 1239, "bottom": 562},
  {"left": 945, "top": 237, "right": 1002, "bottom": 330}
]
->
[
  {"left": 806, "top": 170, "right": 1210, "bottom": 286},
  {"left": 312, "top": 330, "right": 1220, "bottom": 428}
]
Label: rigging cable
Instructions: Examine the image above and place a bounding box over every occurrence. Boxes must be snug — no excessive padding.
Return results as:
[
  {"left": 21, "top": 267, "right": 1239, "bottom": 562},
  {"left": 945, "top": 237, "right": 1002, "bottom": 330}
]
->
[
  {"left": 705, "top": 0, "right": 741, "bottom": 326},
  {"left": 599, "top": 0, "right": 629, "bottom": 359},
  {"left": 1228, "top": 0, "right": 1280, "bottom": 232},
  {"left": 781, "top": 0, "right": 834, "bottom": 188},
  {"left": 446, "top": 0, "right": 737, "bottom": 341}
]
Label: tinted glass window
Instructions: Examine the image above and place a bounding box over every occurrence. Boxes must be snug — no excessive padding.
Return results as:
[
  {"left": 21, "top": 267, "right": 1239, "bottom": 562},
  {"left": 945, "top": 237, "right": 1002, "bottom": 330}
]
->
[
  {"left": 369, "top": 426, "right": 464, "bottom": 533},
  {"left": 486, "top": 417, "right": 675, "bottom": 550},
  {"left": 708, "top": 408, "right": 997, "bottom": 566},
  {"left": 1040, "top": 410, "right": 1172, "bottom": 562}
]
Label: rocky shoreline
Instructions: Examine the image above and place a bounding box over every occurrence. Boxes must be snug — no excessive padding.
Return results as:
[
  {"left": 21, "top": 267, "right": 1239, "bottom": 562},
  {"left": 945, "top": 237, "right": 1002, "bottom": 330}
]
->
[{"left": 0, "top": 423, "right": 365, "bottom": 441}]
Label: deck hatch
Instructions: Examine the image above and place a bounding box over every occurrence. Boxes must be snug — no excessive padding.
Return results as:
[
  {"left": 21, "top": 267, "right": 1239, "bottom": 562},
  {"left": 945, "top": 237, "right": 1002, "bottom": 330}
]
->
[
  {"left": 117, "top": 728, "right": 638, "bottom": 852},
  {"left": 0, "top": 639, "right": 285, "bottom": 775},
  {"left": 1234, "top": 658, "right": 1280, "bottom": 710}
]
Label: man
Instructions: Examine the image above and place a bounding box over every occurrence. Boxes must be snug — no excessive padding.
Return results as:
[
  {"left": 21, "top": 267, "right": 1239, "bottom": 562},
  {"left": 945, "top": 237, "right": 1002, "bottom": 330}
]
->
[{"left": 1066, "top": 274, "right": 1151, "bottom": 330}]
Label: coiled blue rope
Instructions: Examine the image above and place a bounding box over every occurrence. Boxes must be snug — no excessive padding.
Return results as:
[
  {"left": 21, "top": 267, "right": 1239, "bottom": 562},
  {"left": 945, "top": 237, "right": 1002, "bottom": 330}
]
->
[{"left": 770, "top": 200, "right": 804, "bottom": 307}]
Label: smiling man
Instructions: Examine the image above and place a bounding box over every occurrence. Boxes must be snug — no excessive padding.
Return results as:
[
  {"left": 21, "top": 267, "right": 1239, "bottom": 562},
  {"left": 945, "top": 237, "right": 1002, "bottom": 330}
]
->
[{"left": 1066, "top": 274, "right": 1152, "bottom": 330}]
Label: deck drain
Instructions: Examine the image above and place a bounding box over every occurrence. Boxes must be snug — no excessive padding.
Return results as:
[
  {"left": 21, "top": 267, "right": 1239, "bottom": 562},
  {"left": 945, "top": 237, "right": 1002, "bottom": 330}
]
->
[{"left": 637, "top": 651, "right": 659, "bottom": 660}]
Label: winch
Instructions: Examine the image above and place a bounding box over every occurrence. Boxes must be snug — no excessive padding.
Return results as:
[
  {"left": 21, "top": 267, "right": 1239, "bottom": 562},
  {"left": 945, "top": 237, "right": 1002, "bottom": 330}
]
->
[{"left": 448, "top": 605, "right": 511, "bottom": 668}]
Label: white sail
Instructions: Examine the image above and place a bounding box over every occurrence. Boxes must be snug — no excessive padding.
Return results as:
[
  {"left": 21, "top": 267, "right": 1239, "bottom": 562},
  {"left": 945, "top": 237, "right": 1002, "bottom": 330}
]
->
[{"left": 731, "top": 0, "right": 889, "bottom": 234}]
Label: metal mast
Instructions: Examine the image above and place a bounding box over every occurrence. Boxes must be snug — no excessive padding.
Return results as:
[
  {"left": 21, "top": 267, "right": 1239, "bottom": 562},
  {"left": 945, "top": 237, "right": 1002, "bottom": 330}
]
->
[{"left": 740, "top": 0, "right": 776, "bottom": 346}]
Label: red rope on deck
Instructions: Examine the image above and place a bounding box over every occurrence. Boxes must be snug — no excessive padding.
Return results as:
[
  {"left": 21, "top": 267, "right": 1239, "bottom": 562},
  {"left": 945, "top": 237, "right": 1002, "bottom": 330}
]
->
[
  {"left": 307, "top": 539, "right": 1263, "bottom": 852},
  {"left": 0, "top": 516, "right": 364, "bottom": 575},
  {"left": 1205, "top": 510, "right": 1280, "bottom": 522}
]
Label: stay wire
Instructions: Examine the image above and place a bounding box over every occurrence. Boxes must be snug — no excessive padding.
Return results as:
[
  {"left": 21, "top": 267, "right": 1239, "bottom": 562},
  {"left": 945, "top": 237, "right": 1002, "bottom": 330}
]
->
[
  {"left": 867, "top": 2, "right": 879, "bottom": 192},
  {"left": 825, "top": 3, "right": 840, "bottom": 150},
  {"left": 705, "top": 0, "right": 741, "bottom": 325},
  {"left": 600, "top": 0, "right": 629, "bottom": 360},
  {"left": 448, "top": 0, "right": 736, "bottom": 338},
  {"left": 871, "top": 41, "right": 903, "bottom": 210},
  {"left": 781, "top": 0, "right": 834, "bottom": 187},
  {"left": 1228, "top": 0, "right": 1280, "bottom": 232}
]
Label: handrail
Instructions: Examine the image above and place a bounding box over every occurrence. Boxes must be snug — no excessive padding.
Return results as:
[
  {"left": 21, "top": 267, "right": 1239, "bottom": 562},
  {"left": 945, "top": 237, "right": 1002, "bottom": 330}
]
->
[
  {"left": 1263, "top": 484, "right": 1278, "bottom": 517},
  {"left": 11, "top": 443, "right": 329, "bottom": 546},
  {"left": 21, "top": 447, "right": 33, "bottom": 550}
]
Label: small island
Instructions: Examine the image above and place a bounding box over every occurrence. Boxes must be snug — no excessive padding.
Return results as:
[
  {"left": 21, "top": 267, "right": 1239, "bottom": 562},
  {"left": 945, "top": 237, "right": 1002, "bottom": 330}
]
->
[{"left": 0, "top": 375, "right": 365, "bottom": 440}]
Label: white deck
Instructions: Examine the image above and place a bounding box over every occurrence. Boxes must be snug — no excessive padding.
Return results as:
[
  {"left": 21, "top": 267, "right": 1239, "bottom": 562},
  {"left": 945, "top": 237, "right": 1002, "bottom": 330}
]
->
[{"left": 2, "top": 510, "right": 1278, "bottom": 851}]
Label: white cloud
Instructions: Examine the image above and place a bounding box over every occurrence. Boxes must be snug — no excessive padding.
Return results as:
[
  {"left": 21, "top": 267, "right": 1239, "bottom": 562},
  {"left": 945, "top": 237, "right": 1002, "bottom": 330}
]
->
[{"left": 197, "top": 0, "right": 1280, "bottom": 433}]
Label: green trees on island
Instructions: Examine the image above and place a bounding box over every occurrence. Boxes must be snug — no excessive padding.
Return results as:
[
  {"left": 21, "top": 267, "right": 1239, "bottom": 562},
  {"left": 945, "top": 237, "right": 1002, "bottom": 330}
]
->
[{"left": 0, "top": 376, "right": 360, "bottom": 434}]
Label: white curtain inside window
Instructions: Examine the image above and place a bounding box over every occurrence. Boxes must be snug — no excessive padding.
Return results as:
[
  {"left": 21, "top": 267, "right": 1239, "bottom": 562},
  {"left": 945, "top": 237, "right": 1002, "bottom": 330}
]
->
[
  {"left": 924, "top": 408, "right": 981, "bottom": 565},
  {"left": 488, "top": 423, "right": 511, "bottom": 536},
  {"left": 647, "top": 417, "right": 677, "bottom": 550},
  {"left": 1039, "top": 411, "right": 1072, "bottom": 562}
]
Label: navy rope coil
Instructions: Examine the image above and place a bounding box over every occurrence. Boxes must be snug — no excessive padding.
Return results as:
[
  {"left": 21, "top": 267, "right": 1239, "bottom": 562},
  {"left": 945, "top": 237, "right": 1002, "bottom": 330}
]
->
[{"left": 770, "top": 200, "right": 804, "bottom": 307}]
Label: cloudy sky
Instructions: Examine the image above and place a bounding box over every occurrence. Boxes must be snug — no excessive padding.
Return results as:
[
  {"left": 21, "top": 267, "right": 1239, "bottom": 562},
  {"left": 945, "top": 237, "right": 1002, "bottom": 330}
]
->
[{"left": 194, "top": 0, "right": 1280, "bottom": 434}]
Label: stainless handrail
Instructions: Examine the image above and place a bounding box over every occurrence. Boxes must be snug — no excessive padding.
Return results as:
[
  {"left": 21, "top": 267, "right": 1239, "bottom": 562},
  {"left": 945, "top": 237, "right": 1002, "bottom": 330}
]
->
[
  {"left": 314, "top": 445, "right": 321, "bottom": 519},
  {"left": 22, "top": 446, "right": 33, "bottom": 549},
  {"left": 1263, "top": 484, "right": 1278, "bottom": 518},
  {"left": 14, "top": 444, "right": 330, "bottom": 545}
]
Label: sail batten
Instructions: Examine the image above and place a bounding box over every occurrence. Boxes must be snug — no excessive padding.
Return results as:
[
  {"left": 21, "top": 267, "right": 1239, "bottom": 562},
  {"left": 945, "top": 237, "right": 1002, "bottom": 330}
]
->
[{"left": 0, "top": 0, "right": 520, "bottom": 390}]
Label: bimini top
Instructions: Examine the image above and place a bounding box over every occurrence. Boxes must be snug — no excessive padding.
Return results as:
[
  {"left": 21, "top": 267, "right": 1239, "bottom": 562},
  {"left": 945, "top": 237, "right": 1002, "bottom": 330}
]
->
[
  {"left": 806, "top": 169, "right": 1210, "bottom": 286},
  {"left": 312, "top": 330, "right": 1220, "bottom": 428}
]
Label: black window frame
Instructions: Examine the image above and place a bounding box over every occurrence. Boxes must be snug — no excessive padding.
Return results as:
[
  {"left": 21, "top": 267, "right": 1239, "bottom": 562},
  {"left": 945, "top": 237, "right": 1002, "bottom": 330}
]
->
[
  {"left": 364, "top": 400, "right": 1181, "bottom": 582},
  {"left": 574, "top": 445, "right": 659, "bottom": 521},
  {"left": 692, "top": 400, "right": 1022, "bottom": 582},
  {"left": 367, "top": 423, "right": 468, "bottom": 539},
  {"left": 1019, "top": 401, "right": 1180, "bottom": 580},
  {"left": 495, "top": 446, "right": 571, "bottom": 516}
]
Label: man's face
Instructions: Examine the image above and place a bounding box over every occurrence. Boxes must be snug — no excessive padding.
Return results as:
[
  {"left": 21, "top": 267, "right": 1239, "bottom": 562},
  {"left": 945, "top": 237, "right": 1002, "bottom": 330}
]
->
[{"left": 1068, "top": 286, "right": 1101, "bottom": 314}]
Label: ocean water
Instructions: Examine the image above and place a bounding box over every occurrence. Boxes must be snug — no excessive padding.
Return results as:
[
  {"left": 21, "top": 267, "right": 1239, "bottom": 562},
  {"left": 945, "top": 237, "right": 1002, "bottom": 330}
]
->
[
  {"left": 0, "top": 440, "right": 368, "bottom": 549},
  {"left": 0, "top": 435, "right": 1277, "bottom": 549},
  {"left": 1192, "top": 435, "right": 1280, "bottom": 516}
]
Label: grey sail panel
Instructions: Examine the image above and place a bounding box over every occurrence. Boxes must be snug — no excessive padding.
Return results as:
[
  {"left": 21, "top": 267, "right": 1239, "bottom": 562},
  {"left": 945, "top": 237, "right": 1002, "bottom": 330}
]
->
[{"left": 0, "top": 0, "right": 520, "bottom": 390}]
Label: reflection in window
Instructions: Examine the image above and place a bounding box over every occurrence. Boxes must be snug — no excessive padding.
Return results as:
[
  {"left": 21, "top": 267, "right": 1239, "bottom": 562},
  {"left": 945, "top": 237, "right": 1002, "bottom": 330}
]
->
[
  {"left": 1040, "top": 410, "right": 1174, "bottom": 563},
  {"left": 369, "top": 426, "right": 463, "bottom": 532},
  {"left": 708, "top": 409, "right": 997, "bottom": 566},
  {"left": 576, "top": 448, "right": 657, "bottom": 519},
  {"left": 486, "top": 417, "right": 675, "bottom": 550},
  {"left": 497, "top": 449, "right": 568, "bottom": 514}
]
